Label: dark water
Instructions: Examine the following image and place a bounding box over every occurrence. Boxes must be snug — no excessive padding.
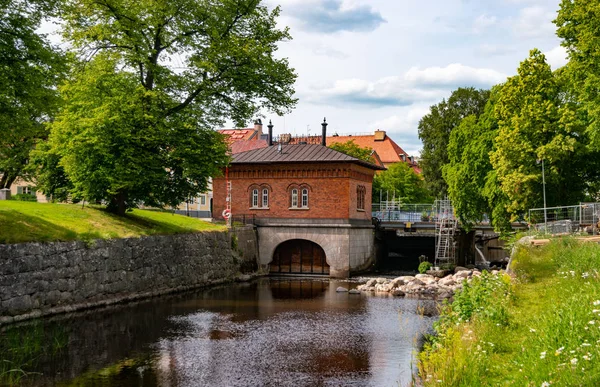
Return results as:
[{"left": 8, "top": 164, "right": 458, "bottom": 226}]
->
[{"left": 3, "top": 278, "right": 438, "bottom": 387}]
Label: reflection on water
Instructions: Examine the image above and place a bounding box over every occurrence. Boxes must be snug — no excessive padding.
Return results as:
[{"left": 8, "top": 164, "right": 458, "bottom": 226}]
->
[{"left": 6, "top": 278, "right": 437, "bottom": 387}]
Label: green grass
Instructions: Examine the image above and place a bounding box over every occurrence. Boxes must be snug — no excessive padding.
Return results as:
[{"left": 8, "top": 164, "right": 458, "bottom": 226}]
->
[
  {"left": 419, "top": 238, "right": 600, "bottom": 386},
  {"left": 0, "top": 201, "right": 225, "bottom": 244}
]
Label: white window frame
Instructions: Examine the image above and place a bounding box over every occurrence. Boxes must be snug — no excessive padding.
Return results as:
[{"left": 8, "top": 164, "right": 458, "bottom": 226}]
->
[
  {"left": 291, "top": 189, "right": 298, "bottom": 208},
  {"left": 200, "top": 195, "right": 206, "bottom": 206},
  {"left": 301, "top": 188, "right": 309, "bottom": 208},
  {"left": 252, "top": 189, "right": 259, "bottom": 208},
  {"left": 262, "top": 188, "right": 269, "bottom": 208}
]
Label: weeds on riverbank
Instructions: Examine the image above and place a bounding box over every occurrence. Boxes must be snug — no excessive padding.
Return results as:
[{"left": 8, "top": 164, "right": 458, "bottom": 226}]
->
[
  {"left": 418, "top": 238, "right": 600, "bottom": 386},
  {"left": 0, "top": 321, "right": 67, "bottom": 385}
]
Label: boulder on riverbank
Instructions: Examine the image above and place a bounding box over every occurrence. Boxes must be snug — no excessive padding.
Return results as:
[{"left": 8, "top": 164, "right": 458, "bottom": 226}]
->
[{"left": 356, "top": 269, "right": 502, "bottom": 298}]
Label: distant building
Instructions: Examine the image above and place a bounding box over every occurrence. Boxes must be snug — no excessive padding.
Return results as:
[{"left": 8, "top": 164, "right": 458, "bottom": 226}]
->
[
  {"left": 213, "top": 119, "right": 385, "bottom": 278},
  {"left": 283, "top": 129, "right": 420, "bottom": 173}
]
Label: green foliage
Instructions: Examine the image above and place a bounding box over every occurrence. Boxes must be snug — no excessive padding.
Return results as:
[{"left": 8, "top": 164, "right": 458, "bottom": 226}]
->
[
  {"left": 11, "top": 193, "right": 37, "bottom": 202},
  {"left": 419, "top": 239, "right": 600, "bottom": 386},
  {"left": 0, "top": 0, "right": 66, "bottom": 189},
  {"left": 373, "top": 162, "right": 432, "bottom": 204},
  {"left": 555, "top": 0, "right": 600, "bottom": 147},
  {"left": 328, "top": 140, "right": 373, "bottom": 162},
  {"left": 418, "top": 87, "right": 490, "bottom": 198},
  {"left": 0, "top": 201, "right": 225, "bottom": 244},
  {"left": 442, "top": 87, "right": 513, "bottom": 232},
  {"left": 418, "top": 261, "right": 432, "bottom": 274},
  {"left": 490, "top": 49, "right": 597, "bottom": 219},
  {"left": 37, "top": 0, "right": 297, "bottom": 215}
]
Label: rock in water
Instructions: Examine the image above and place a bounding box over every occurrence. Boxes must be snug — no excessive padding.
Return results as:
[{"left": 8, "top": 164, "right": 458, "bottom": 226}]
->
[
  {"left": 336, "top": 287, "right": 349, "bottom": 292},
  {"left": 348, "top": 289, "right": 361, "bottom": 294}
]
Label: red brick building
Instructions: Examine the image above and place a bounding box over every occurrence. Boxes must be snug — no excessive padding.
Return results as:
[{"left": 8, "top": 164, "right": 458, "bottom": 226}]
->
[{"left": 213, "top": 122, "right": 384, "bottom": 278}]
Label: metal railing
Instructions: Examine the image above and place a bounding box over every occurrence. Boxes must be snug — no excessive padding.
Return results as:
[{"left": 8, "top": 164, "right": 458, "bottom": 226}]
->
[
  {"left": 372, "top": 202, "right": 435, "bottom": 223},
  {"left": 528, "top": 202, "right": 600, "bottom": 234}
]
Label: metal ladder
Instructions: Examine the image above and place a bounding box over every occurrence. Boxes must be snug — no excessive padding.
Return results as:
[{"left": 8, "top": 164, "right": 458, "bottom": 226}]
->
[{"left": 434, "top": 200, "right": 457, "bottom": 268}]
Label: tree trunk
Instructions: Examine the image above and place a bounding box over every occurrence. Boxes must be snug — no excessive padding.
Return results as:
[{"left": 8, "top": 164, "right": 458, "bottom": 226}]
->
[
  {"left": 0, "top": 172, "right": 17, "bottom": 189},
  {"left": 109, "top": 190, "right": 128, "bottom": 216}
]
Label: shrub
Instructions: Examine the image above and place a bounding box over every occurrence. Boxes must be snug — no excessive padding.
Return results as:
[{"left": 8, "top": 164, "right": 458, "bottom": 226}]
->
[
  {"left": 418, "top": 261, "right": 432, "bottom": 274},
  {"left": 11, "top": 193, "right": 37, "bottom": 202}
]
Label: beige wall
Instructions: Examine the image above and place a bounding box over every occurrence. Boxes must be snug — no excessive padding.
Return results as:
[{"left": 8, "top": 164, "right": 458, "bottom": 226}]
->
[{"left": 9, "top": 178, "right": 49, "bottom": 203}]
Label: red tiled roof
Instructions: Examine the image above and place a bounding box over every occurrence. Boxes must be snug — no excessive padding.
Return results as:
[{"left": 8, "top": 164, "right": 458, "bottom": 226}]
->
[
  {"left": 326, "top": 134, "right": 409, "bottom": 164},
  {"left": 218, "top": 128, "right": 257, "bottom": 143}
]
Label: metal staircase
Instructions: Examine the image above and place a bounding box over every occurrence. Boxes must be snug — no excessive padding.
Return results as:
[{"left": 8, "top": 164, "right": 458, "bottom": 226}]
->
[{"left": 434, "top": 199, "right": 457, "bottom": 268}]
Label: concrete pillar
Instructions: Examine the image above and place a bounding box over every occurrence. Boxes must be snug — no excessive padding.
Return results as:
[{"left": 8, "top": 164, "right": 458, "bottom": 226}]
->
[{"left": 0, "top": 188, "right": 11, "bottom": 200}]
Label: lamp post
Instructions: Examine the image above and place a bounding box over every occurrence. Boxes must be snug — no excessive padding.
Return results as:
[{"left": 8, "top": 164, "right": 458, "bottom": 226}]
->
[{"left": 537, "top": 159, "right": 547, "bottom": 232}]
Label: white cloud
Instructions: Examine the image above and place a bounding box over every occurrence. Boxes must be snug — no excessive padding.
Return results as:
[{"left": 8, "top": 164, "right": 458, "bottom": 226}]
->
[
  {"left": 512, "top": 6, "right": 557, "bottom": 39},
  {"left": 368, "top": 106, "right": 430, "bottom": 135},
  {"left": 544, "top": 45, "right": 568, "bottom": 69},
  {"left": 477, "top": 43, "right": 518, "bottom": 56},
  {"left": 306, "top": 64, "right": 507, "bottom": 107}
]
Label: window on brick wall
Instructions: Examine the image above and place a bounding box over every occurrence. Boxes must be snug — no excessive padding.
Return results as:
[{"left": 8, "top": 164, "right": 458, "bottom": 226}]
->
[
  {"left": 290, "top": 185, "right": 309, "bottom": 209},
  {"left": 250, "top": 185, "right": 270, "bottom": 209},
  {"left": 301, "top": 188, "right": 308, "bottom": 208},
  {"left": 252, "top": 189, "right": 259, "bottom": 208},
  {"left": 357, "top": 185, "right": 366, "bottom": 210}
]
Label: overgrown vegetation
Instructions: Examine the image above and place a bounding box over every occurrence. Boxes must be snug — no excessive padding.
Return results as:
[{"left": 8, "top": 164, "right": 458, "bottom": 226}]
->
[
  {"left": 0, "top": 201, "right": 225, "bottom": 244},
  {"left": 419, "top": 239, "right": 600, "bottom": 386},
  {"left": 0, "top": 321, "right": 67, "bottom": 385}
]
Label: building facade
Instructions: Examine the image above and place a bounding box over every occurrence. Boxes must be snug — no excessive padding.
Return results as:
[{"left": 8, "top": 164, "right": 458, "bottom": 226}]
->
[{"left": 213, "top": 138, "right": 384, "bottom": 278}]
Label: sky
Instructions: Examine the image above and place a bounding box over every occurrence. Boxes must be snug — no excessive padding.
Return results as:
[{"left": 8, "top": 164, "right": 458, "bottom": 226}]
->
[
  {"left": 257, "top": 0, "right": 567, "bottom": 156},
  {"left": 40, "top": 0, "right": 567, "bottom": 157}
]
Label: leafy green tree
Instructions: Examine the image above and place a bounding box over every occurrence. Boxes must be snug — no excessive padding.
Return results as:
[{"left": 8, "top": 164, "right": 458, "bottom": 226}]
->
[
  {"left": 418, "top": 87, "right": 490, "bottom": 198},
  {"left": 43, "top": 0, "right": 297, "bottom": 214},
  {"left": 0, "top": 0, "right": 66, "bottom": 188},
  {"left": 555, "top": 0, "right": 600, "bottom": 146},
  {"left": 443, "top": 87, "right": 512, "bottom": 231},
  {"left": 490, "top": 49, "right": 596, "bottom": 220},
  {"left": 328, "top": 140, "right": 373, "bottom": 162},
  {"left": 373, "top": 162, "right": 432, "bottom": 204}
]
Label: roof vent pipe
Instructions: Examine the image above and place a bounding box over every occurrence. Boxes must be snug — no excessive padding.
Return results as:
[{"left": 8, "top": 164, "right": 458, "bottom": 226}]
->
[
  {"left": 268, "top": 120, "right": 274, "bottom": 146},
  {"left": 321, "top": 117, "right": 328, "bottom": 146}
]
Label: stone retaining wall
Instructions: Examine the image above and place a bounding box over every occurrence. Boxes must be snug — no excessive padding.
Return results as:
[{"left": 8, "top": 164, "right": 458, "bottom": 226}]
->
[{"left": 0, "top": 231, "right": 245, "bottom": 324}]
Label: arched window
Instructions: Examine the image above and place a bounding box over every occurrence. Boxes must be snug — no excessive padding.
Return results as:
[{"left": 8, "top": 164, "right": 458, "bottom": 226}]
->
[
  {"left": 301, "top": 188, "right": 309, "bottom": 208},
  {"left": 262, "top": 188, "right": 269, "bottom": 207},
  {"left": 357, "top": 186, "right": 366, "bottom": 210},
  {"left": 252, "top": 189, "right": 259, "bottom": 208},
  {"left": 291, "top": 189, "right": 298, "bottom": 208}
]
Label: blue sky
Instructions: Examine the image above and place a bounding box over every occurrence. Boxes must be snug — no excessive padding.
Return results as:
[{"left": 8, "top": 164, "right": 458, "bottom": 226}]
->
[{"left": 260, "top": 0, "right": 566, "bottom": 156}]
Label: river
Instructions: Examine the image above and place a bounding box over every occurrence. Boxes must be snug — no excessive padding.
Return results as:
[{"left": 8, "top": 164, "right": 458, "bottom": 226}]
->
[{"left": 4, "top": 278, "right": 438, "bottom": 387}]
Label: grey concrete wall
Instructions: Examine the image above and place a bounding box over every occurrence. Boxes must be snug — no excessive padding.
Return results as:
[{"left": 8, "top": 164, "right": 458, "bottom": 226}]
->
[
  {"left": 0, "top": 232, "right": 245, "bottom": 324},
  {"left": 257, "top": 223, "right": 374, "bottom": 278}
]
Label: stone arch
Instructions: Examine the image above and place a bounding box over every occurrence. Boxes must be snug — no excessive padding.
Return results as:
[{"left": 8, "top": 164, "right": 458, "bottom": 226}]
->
[{"left": 271, "top": 239, "right": 329, "bottom": 275}]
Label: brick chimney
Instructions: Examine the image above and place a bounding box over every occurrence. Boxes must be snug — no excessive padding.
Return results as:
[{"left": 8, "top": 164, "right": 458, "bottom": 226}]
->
[
  {"left": 254, "top": 118, "right": 263, "bottom": 136},
  {"left": 268, "top": 120, "right": 274, "bottom": 146},
  {"left": 374, "top": 129, "right": 386, "bottom": 141},
  {"left": 321, "top": 117, "right": 328, "bottom": 146}
]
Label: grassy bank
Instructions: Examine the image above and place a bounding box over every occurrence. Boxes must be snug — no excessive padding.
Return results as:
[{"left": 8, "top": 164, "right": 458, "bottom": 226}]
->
[
  {"left": 0, "top": 201, "right": 225, "bottom": 244},
  {"left": 418, "top": 238, "right": 600, "bottom": 386}
]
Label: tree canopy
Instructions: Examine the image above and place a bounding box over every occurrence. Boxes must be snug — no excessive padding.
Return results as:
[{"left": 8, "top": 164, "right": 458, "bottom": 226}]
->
[
  {"left": 328, "top": 140, "right": 373, "bottom": 162},
  {"left": 0, "top": 0, "right": 66, "bottom": 189},
  {"left": 418, "top": 87, "right": 490, "bottom": 198},
  {"left": 37, "top": 0, "right": 297, "bottom": 214},
  {"left": 373, "top": 162, "right": 432, "bottom": 204}
]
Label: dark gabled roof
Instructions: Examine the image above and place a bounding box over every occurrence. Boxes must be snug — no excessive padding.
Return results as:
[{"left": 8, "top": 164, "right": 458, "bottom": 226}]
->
[{"left": 231, "top": 144, "right": 386, "bottom": 170}]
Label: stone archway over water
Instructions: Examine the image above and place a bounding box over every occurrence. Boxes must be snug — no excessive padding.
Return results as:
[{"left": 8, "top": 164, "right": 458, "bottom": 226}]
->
[{"left": 271, "top": 239, "right": 329, "bottom": 275}]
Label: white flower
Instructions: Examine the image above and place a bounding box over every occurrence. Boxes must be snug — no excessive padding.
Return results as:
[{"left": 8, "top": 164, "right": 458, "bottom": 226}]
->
[
  {"left": 583, "top": 354, "right": 591, "bottom": 361},
  {"left": 541, "top": 382, "right": 551, "bottom": 387},
  {"left": 540, "top": 351, "right": 547, "bottom": 359},
  {"left": 593, "top": 300, "right": 600, "bottom": 306},
  {"left": 555, "top": 346, "right": 564, "bottom": 356},
  {"left": 589, "top": 320, "right": 596, "bottom": 325},
  {"left": 571, "top": 358, "right": 578, "bottom": 365},
  {"left": 530, "top": 328, "right": 537, "bottom": 333},
  {"left": 582, "top": 272, "right": 590, "bottom": 279},
  {"left": 582, "top": 343, "right": 591, "bottom": 347},
  {"left": 593, "top": 309, "right": 600, "bottom": 314}
]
